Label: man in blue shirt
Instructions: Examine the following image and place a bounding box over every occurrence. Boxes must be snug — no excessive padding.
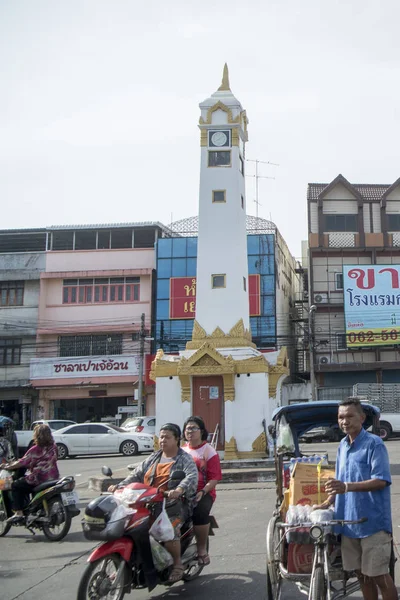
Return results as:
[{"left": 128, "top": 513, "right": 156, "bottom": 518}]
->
[{"left": 319, "top": 398, "right": 397, "bottom": 600}]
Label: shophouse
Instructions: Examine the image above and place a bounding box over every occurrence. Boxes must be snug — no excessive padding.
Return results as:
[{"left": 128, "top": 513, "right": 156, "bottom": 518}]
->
[
  {"left": 30, "top": 222, "right": 170, "bottom": 422},
  {"left": 308, "top": 173, "right": 400, "bottom": 400},
  {"left": 0, "top": 228, "right": 47, "bottom": 426}
]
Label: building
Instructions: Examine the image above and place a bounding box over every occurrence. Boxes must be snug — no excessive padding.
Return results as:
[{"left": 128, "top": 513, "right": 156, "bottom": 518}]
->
[
  {"left": 308, "top": 173, "right": 400, "bottom": 400},
  {"left": 151, "top": 66, "right": 290, "bottom": 458},
  {"left": 28, "top": 222, "right": 171, "bottom": 422},
  {"left": 155, "top": 215, "right": 301, "bottom": 365},
  {"left": 0, "top": 228, "right": 47, "bottom": 426}
]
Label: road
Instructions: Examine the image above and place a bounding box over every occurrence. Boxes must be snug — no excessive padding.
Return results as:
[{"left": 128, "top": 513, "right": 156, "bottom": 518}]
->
[{"left": 2, "top": 441, "right": 400, "bottom": 600}]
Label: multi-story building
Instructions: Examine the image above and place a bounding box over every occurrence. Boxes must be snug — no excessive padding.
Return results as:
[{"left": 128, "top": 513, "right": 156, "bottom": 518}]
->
[
  {"left": 0, "top": 228, "right": 47, "bottom": 426},
  {"left": 154, "top": 214, "right": 302, "bottom": 368},
  {"left": 308, "top": 173, "right": 400, "bottom": 400},
  {"left": 27, "top": 222, "right": 170, "bottom": 422}
]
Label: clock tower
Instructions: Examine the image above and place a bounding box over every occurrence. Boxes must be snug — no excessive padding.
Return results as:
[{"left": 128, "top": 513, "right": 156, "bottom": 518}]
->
[{"left": 196, "top": 64, "right": 250, "bottom": 335}]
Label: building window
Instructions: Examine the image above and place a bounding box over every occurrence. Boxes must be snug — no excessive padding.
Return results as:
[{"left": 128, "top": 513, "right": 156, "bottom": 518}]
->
[
  {"left": 208, "top": 151, "right": 231, "bottom": 167},
  {"left": 58, "top": 334, "right": 123, "bottom": 357},
  {"left": 0, "top": 338, "right": 22, "bottom": 365},
  {"left": 62, "top": 277, "right": 140, "bottom": 304},
  {"left": 387, "top": 215, "right": 400, "bottom": 231},
  {"left": 243, "top": 277, "right": 247, "bottom": 291},
  {"left": 324, "top": 214, "right": 358, "bottom": 232},
  {"left": 335, "top": 273, "right": 344, "bottom": 290},
  {"left": 239, "top": 155, "right": 244, "bottom": 175},
  {"left": 212, "top": 274, "right": 226, "bottom": 288},
  {"left": 241, "top": 195, "right": 244, "bottom": 209},
  {"left": 212, "top": 190, "right": 226, "bottom": 203},
  {"left": 336, "top": 333, "right": 347, "bottom": 350},
  {"left": 0, "top": 281, "right": 24, "bottom": 306}
]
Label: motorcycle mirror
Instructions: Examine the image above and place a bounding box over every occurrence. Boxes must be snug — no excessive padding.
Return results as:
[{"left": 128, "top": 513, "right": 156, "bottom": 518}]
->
[
  {"left": 102, "top": 466, "right": 113, "bottom": 477},
  {"left": 170, "top": 470, "right": 185, "bottom": 481}
]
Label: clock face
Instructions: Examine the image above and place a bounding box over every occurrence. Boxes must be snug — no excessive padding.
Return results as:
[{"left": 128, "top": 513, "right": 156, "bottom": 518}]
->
[{"left": 209, "top": 130, "right": 229, "bottom": 147}]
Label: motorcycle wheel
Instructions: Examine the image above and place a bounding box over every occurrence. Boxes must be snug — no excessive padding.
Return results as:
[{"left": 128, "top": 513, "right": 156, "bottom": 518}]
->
[
  {"left": 0, "top": 494, "right": 11, "bottom": 537},
  {"left": 42, "top": 497, "right": 72, "bottom": 541},
  {"left": 77, "top": 554, "right": 129, "bottom": 600},
  {"left": 182, "top": 538, "right": 208, "bottom": 581}
]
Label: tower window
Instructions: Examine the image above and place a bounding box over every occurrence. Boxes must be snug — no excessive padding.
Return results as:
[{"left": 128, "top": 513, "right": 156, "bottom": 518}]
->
[
  {"left": 212, "top": 190, "right": 226, "bottom": 203},
  {"left": 243, "top": 277, "right": 247, "bottom": 291},
  {"left": 239, "top": 155, "right": 244, "bottom": 175},
  {"left": 241, "top": 195, "right": 244, "bottom": 209},
  {"left": 212, "top": 274, "right": 226, "bottom": 289},
  {"left": 208, "top": 151, "right": 231, "bottom": 167}
]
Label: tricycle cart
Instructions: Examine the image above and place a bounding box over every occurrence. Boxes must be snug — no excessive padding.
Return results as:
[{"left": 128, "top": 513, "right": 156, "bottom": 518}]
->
[{"left": 265, "top": 401, "right": 390, "bottom": 600}]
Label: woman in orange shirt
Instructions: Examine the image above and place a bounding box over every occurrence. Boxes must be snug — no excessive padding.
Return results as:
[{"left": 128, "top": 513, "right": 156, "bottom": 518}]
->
[{"left": 109, "top": 423, "right": 198, "bottom": 583}]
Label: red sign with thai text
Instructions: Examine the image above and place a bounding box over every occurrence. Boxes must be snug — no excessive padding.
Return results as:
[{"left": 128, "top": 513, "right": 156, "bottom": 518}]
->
[{"left": 169, "top": 275, "right": 261, "bottom": 319}]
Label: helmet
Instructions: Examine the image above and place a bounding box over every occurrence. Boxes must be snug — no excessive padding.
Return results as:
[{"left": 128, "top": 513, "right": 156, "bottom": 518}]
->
[
  {"left": 82, "top": 495, "right": 127, "bottom": 541},
  {"left": 0, "top": 417, "right": 13, "bottom": 440}
]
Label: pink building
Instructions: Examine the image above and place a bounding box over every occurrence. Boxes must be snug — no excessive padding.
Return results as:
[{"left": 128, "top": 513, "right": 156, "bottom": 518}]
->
[{"left": 30, "top": 223, "right": 170, "bottom": 423}]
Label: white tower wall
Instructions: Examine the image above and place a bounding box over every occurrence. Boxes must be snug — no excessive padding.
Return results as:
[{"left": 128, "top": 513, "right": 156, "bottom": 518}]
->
[{"left": 195, "top": 68, "right": 249, "bottom": 334}]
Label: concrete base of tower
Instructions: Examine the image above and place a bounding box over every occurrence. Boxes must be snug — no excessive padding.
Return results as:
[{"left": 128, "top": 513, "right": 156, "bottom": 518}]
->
[{"left": 151, "top": 344, "right": 289, "bottom": 455}]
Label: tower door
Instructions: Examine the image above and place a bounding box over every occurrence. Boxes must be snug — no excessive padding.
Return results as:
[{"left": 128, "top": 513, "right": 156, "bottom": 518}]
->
[{"left": 192, "top": 376, "right": 224, "bottom": 450}]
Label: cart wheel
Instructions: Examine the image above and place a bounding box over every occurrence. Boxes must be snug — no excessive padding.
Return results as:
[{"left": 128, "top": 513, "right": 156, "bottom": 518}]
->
[
  {"left": 266, "top": 563, "right": 282, "bottom": 600},
  {"left": 310, "top": 565, "right": 327, "bottom": 600},
  {"left": 266, "top": 515, "right": 282, "bottom": 598}
]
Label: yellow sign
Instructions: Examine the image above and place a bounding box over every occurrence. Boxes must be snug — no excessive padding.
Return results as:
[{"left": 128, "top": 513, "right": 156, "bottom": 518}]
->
[{"left": 346, "top": 327, "right": 400, "bottom": 347}]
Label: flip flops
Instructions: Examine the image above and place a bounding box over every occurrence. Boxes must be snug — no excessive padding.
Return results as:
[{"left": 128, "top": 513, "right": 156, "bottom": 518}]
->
[
  {"left": 167, "top": 565, "right": 184, "bottom": 583},
  {"left": 198, "top": 553, "right": 211, "bottom": 566}
]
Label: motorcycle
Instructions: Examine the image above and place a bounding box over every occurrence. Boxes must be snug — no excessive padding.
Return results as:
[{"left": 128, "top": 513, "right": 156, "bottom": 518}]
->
[
  {"left": 0, "top": 467, "right": 80, "bottom": 541},
  {"left": 77, "top": 467, "right": 218, "bottom": 600}
]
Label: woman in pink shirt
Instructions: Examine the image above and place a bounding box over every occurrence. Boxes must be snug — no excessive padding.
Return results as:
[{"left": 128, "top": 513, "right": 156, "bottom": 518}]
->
[
  {"left": 182, "top": 416, "right": 222, "bottom": 566},
  {"left": 5, "top": 424, "right": 59, "bottom": 524}
]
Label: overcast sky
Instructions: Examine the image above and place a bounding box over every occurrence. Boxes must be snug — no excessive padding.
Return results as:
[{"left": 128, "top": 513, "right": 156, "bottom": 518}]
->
[{"left": 1, "top": 0, "right": 399, "bottom": 259}]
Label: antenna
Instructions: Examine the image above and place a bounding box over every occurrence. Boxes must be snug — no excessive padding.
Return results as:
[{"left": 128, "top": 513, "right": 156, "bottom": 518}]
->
[{"left": 246, "top": 159, "right": 279, "bottom": 219}]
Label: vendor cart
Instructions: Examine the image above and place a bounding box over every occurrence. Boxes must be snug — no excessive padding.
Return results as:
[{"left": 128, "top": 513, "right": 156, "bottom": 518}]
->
[{"left": 265, "top": 401, "right": 391, "bottom": 600}]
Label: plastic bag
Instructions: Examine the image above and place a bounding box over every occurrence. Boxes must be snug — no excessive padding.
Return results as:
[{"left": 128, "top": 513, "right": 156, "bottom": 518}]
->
[
  {"left": 0, "top": 468, "right": 12, "bottom": 491},
  {"left": 150, "top": 536, "right": 174, "bottom": 571},
  {"left": 149, "top": 499, "right": 175, "bottom": 542},
  {"left": 276, "top": 417, "right": 295, "bottom": 454}
]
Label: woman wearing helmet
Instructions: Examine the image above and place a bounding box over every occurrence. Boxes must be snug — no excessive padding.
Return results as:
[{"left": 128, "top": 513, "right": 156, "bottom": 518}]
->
[{"left": 109, "top": 422, "right": 198, "bottom": 583}]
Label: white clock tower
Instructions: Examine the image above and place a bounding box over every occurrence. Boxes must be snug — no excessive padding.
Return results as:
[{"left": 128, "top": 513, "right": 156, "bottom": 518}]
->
[{"left": 196, "top": 64, "right": 250, "bottom": 334}]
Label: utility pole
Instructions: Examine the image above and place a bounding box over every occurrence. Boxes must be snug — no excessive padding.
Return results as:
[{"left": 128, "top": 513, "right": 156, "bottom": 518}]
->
[
  {"left": 138, "top": 312, "right": 145, "bottom": 417},
  {"left": 308, "top": 305, "right": 317, "bottom": 401},
  {"left": 246, "top": 158, "right": 278, "bottom": 219}
]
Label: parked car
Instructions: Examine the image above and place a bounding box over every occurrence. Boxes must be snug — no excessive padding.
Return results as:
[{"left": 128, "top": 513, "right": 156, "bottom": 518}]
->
[
  {"left": 52, "top": 422, "right": 154, "bottom": 459},
  {"left": 121, "top": 416, "right": 156, "bottom": 435},
  {"left": 299, "top": 424, "right": 344, "bottom": 443},
  {"left": 15, "top": 419, "right": 77, "bottom": 455}
]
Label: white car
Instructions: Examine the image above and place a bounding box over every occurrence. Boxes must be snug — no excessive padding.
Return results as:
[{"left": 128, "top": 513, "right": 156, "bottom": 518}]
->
[
  {"left": 53, "top": 422, "right": 154, "bottom": 460},
  {"left": 121, "top": 416, "right": 156, "bottom": 435}
]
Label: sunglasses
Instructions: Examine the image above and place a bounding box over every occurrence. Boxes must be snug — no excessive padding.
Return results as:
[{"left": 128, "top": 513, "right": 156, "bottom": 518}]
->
[{"left": 185, "top": 427, "right": 200, "bottom": 432}]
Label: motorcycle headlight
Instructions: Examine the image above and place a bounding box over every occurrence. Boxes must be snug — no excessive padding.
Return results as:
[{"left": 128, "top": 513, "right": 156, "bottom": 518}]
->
[{"left": 309, "top": 524, "right": 323, "bottom": 541}]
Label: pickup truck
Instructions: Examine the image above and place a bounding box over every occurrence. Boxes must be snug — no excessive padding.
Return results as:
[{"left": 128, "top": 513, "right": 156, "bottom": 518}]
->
[{"left": 16, "top": 419, "right": 76, "bottom": 455}]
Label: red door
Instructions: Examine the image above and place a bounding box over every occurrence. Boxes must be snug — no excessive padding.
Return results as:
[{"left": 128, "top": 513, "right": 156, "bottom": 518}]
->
[{"left": 192, "top": 376, "right": 224, "bottom": 450}]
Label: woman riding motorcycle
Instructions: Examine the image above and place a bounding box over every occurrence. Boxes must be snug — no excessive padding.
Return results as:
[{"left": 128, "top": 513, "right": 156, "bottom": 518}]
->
[
  {"left": 4, "top": 423, "right": 60, "bottom": 524},
  {"left": 109, "top": 422, "right": 198, "bottom": 583}
]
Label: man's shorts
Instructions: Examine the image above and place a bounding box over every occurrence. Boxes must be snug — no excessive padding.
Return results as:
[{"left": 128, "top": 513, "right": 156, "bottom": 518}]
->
[{"left": 341, "top": 531, "right": 392, "bottom": 577}]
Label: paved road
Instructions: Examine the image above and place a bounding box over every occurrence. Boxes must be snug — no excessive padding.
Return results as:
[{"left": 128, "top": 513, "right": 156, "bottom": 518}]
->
[
  {"left": 2, "top": 441, "right": 400, "bottom": 600},
  {"left": 57, "top": 453, "right": 149, "bottom": 487}
]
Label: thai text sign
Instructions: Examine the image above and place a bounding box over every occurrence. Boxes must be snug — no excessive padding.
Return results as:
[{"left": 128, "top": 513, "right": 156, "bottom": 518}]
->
[
  {"left": 30, "top": 354, "right": 140, "bottom": 380},
  {"left": 344, "top": 265, "right": 400, "bottom": 347},
  {"left": 169, "top": 275, "right": 261, "bottom": 319}
]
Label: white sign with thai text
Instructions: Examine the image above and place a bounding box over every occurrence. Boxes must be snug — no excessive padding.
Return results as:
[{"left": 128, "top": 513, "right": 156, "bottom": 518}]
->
[{"left": 30, "top": 355, "right": 140, "bottom": 380}]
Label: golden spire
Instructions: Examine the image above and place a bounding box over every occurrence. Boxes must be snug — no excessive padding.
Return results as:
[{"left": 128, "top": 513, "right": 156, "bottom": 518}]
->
[{"left": 217, "top": 63, "right": 231, "bottom": 91}]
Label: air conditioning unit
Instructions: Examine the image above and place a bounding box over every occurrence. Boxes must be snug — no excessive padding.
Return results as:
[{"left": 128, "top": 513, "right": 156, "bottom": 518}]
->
[
  {"left": 314, "top": 293, "right": 328, "bottom": 304},
  {"left": 319, "top": 355, "right": 330, "bottom": 365}
]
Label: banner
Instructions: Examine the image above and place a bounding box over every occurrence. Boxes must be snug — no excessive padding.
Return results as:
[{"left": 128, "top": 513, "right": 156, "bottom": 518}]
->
[
  {"left": 344, "top": 266, "right": 400, "bottom": 347},
  {"left": 169, "top": 275, "right": 261, "bottom": 319},
  {"left": 30, "top": 354, "right": 140, "bottom": 380}
]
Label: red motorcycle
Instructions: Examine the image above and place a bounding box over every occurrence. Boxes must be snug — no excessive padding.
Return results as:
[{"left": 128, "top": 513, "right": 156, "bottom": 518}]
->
[{"left": 77, "top": 468, "right": 218, "bottom": 600}]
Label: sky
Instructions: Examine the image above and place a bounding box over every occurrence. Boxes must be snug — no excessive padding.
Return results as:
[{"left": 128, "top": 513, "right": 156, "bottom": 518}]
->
[{"left": 1, "top": 0, "right": 399, "bottom": 260}]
